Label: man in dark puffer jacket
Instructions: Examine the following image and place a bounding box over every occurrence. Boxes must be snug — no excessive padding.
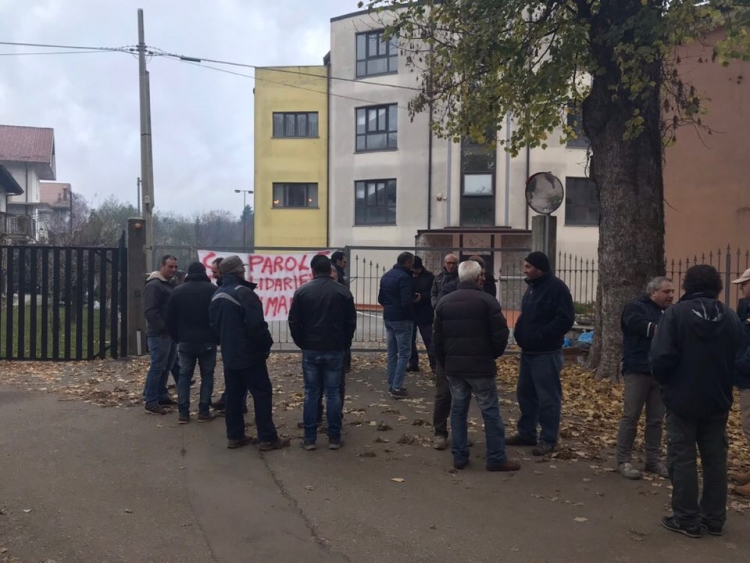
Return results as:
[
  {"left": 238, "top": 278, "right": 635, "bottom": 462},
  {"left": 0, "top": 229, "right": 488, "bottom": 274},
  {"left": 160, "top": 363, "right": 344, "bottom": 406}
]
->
[
  {"left": 434, "top": 260, "right": 519, "bottom": 473},
  {"left": 166, "top": 262, "right": 218, "bottom": 424},
  {"left": 651, "top": 265, "right": 741, "bottom": 538},
  {"left": 507, "top": 251, "right": 574, "bottom": 457}
]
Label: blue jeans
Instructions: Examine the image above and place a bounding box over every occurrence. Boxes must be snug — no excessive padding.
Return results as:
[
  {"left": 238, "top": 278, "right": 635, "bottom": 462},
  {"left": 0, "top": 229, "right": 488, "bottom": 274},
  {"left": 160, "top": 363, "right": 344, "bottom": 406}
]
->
[
  {"left": 516, "top": 351, "right": 564, "bottom": 445},
  {"left": 448, "top": 375, "right": 508, "bottom": 466},
  {"left": 302, "top": 350, "right": 345, "bottom": 443},
  {"left": 143, "top": 335, "right": 177, "bottom": 407},
  {"left": 385, "top": 319, "right": 413, "bottom": 391},
  {"left": 177, "top": 342, "right": 216, "bottom": 416}
]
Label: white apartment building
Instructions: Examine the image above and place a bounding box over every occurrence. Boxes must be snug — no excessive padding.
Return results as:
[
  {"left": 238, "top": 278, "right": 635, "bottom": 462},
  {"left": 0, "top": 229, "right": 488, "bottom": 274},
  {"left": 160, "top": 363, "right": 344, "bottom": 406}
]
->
[{"left": 328, "top": 8, "right": 599, "bottom": 267}]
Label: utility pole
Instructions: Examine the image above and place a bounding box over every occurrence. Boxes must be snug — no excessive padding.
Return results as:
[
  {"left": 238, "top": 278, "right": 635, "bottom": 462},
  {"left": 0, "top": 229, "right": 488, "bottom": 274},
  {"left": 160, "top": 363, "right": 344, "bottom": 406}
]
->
[
  {"left": 138, "top": 9, "right": 155, "bottom": 266},
  {"left": 136, "top": 177, "right": 141, "bottom": 215},
  {"left": 234, "top": 189, "right": 253, "bottom": 251}
]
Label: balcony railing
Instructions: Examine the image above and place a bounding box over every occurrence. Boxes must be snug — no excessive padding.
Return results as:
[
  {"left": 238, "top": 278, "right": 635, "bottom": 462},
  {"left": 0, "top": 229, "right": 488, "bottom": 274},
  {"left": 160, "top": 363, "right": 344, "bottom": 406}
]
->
[{"left": 0, "top": 212, "right": 36, "bottom": 239}]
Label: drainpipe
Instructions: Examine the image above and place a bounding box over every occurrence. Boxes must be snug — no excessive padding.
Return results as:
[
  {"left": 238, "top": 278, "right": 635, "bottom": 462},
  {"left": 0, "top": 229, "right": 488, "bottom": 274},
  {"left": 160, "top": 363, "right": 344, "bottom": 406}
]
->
[
  {"left": 524, "top": 144, "right": 530, "bottom": 230},
  {"left": 326, "top": 58, "right": 331, "bottom": 248},
  {"left": 446, "top": 141, "right": 452, "bottom": 227},
  {"left": 426, "top": 42, "right": 434, "bottom": 231}
]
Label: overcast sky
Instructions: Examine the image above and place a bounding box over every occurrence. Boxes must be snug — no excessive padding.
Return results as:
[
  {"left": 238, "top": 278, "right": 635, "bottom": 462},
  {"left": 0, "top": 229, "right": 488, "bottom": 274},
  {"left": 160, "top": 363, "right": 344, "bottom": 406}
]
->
[{"left": 0, "top": 0, "right": 360, "bottom": 218}]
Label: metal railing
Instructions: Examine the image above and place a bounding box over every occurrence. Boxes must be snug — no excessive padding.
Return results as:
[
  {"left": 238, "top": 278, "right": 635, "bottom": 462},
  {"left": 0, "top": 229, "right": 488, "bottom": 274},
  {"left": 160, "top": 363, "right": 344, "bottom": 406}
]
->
[{"left": 0, "top": 212, "right": 36, "bottom": 240}]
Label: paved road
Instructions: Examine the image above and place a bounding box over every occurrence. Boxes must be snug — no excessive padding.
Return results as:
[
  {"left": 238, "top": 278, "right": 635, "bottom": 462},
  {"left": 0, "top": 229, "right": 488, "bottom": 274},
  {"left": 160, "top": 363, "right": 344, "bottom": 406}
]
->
[{"left": 1, "top": 365, "right": 749, "bottom": 563}]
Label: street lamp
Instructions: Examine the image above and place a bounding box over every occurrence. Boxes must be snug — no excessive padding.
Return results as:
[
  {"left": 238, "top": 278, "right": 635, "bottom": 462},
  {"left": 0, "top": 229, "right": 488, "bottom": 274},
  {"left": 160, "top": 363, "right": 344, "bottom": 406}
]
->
[{"left": 234, "top": 189, "right": 254, "bottom": 251}]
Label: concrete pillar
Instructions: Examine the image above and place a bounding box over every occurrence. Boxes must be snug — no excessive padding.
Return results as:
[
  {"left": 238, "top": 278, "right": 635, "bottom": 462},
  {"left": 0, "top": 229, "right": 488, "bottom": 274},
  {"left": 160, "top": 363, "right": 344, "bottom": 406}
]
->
[
  {"left": 127, "top": 218, "right": 147, "bottom": 356},
  {"left": 531, "top": 215, "right": 557, "bottom": 272}
]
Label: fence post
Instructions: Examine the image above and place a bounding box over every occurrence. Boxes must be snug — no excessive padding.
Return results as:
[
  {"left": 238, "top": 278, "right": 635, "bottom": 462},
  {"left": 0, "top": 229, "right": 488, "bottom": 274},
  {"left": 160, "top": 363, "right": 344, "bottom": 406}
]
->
[
  {"left": 725, "top": 244, "right": 732, "bottom": 304},
  {"left": 127, "top": 218, "right": 147, "bottom": 355},
  {"left": 343, "top": 245, "right": 352, "bottom": 289}
]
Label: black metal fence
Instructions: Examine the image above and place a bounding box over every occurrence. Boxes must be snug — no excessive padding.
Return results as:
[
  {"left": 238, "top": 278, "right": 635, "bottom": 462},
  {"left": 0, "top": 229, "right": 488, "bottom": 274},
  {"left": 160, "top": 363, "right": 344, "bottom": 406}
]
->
[{"left": 0, "top": 240, "right": 128, "bottom": 361}]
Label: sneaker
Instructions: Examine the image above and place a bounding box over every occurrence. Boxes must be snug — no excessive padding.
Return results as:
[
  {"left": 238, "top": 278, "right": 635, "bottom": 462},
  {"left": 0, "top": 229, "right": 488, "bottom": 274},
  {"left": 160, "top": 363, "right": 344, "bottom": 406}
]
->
[
  {"left": 158, "top": 397, "right": 178, "bottom": 406},
  {"left": 454, "top": 459, "right": 469, "bottom": 470},
  {"left": 433, "top": 436, "right": 448, "bottom": 450},
  {"left": 227, "top": 435, "right": 257, "bottom": 449},
  {"left": 390, "top": 388, "right": 409, "bottom": 399},
  {"left": 700, "top": 519, "right": 723, "bottom": 537},
  {"left": 487, "top": 460, "right": 522, "bottom": 472},
  {"left": 197, "top": 412, "right": 214, "bottom": 423},
  {"left": 644, "top": 461, "right": 669, "bottom": 479},
  {"left": 178, "top": 413, "right": 190, "bottom": 424},
  {"left": 532, "top": 441, "right": 555, "bottom": 456},
  {"left": 661, "top": 516, "right": 701, "bottom": 538},
  {"left": 328, "top": 438, "right": 343, "bottom": 450},
  {"left": 618, "top": 462, "right": 642, "bottom": 480},
  {"left": 212, "top": 409, "right": 226, "bottom": 417},
  {"left": 505, "top": 434, "right": 537, "bottom": 446},
  {"left": 300, "top": 440, "right": 317, "bottom": 451},
  {"left": 406, "top": 365, "right": 419, "bottom": 372},
  {"left": 145, "top": 404, "right": 169, "bottom": 415},
  {"left": 258, "top": 437, "right": 291, "bottom": 451}
]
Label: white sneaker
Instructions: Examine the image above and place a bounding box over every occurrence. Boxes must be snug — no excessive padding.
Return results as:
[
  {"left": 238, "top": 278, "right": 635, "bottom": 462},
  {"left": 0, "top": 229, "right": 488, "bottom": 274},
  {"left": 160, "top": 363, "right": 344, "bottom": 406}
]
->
[{"left": 618, "top": 462, "right": 642, "bottom": 480}]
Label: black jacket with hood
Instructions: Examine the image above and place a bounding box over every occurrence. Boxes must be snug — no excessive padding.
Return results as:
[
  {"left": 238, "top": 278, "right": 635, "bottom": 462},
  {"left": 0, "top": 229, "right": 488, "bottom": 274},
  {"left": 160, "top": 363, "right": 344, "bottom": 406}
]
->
[
  {"left": 165, "top": 272, "right": 217, "bottom": 345},
  {"left": 650, "top": 292, "right": 742, "bottom": 419},
  {"left": 143, "top": 272, "right": 173, "bottom": 337},
  {"left": 209, "top": 273, "right": 273, "bottom": 369},
  {"left": 513, "top": 273, "right": 575, "bottom": 353}
]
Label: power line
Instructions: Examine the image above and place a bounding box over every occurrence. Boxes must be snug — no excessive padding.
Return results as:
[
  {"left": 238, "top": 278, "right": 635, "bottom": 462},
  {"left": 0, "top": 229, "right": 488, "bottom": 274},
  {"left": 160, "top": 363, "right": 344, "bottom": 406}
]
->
[
  {"left": 0, "top": 50, "right": 112, "bottom": 56},
  {"left": 0, "top": 40, "right": 133, "bottom": 53},
  {"left": 165, "top": 56, "right": 410, "bottom": 110},
  {"left": 151, "top": 47, "right": 422, "bottom": 92}
]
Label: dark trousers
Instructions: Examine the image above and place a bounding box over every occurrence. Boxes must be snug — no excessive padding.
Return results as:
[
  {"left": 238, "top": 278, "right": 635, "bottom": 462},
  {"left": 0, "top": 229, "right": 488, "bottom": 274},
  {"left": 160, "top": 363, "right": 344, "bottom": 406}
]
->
[
  {"left": 516, "top": 351, "right": 563, "bottom": 445},
  {"left": 344, "top": 347, "right": 351, "bottom": 373},
  {"left": 666, "top": 410, "right": 728, "bottom": 529},
  {"left": 433, "top": 368, "right": 452, "bottom": 438},
  {"left": 224, "top": 363, "right": 278, "bottom": 443},
  {"left": 410, "top": 322, "right": 436, "bottom": 371}
]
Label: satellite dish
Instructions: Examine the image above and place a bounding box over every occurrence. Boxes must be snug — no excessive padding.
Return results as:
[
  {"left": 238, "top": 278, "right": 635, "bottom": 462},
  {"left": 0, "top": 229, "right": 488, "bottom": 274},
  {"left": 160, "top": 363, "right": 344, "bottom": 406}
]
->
[{"left": 525, "top": 172, "right": 564, "bottom": 215}]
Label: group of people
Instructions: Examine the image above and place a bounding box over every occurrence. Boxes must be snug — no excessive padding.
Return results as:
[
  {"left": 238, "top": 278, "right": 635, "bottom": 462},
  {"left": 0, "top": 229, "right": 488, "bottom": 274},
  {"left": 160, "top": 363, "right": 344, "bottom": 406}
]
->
[{"left": 141, "top": 247, "right": 750, "bottom": 538}]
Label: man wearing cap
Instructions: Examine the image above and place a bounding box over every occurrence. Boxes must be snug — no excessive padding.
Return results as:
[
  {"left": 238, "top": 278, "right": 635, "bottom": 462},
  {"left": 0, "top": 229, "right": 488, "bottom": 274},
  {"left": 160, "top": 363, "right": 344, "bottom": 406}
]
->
[
  {"left": 507, "top": 251, "right": 575, "bottom": 456},
  {"left": 616, "top": 276, "right": 674, "bottom": 480},
  {"left": 166, "top": 261, "right": 219, "bottom": 424},
  {"left": 408, "top": 256, "right": 436, "bottom": 374},
  {"left": 732, "top": 268, "right": 750, "bottom": 496},
  {"left": 209, "top": 255, "right": 290, "bottom": 451}
]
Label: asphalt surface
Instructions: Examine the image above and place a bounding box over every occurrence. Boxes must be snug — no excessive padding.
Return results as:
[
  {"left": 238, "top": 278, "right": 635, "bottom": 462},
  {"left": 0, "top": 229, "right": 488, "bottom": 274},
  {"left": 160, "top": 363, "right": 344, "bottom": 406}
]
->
[{"left": 2, "top": 363, "right": 750, "bottom": 563}]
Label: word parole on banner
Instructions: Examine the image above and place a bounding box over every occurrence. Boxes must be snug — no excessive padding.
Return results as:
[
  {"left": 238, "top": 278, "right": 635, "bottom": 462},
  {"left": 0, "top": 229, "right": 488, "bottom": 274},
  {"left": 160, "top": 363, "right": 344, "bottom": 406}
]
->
[{"left": 197, "top": 250, "right": 331, "bottom": 321}]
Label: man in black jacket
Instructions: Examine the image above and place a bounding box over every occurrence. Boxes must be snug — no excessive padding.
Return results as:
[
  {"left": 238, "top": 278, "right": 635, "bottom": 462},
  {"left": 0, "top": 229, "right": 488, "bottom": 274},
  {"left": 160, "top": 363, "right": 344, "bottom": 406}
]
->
[
  {"left": 331, "top": 250, "right": 352, "bottom": 374},
  {"left": 166, "top": 262, "right": 218, "bottom": 424},
  {"left": 507, "top": 251, "right": 574, "bottom": 456},
  {"left": 616, "top": 276, "right": 674, "bottom": 480},
  {"left": 378, "top": 252, "right": 415, "bottom": 398},
  {"left": 651, "top": 265, "right": 741, "bottom": 538},
  {"left": 289, "top": 255, "right": 356, "bottom": 450},
  {"left": 732, "top": 268, "right": 750, "bottom": 496},
  {"left": 430, "top": 253, "right": 458, "bottom": 308},
  {"left": 142, "top": 254, "right": 179, "bottom": 415},
  {"left": 209, "top": 255, "right": 290, "bottom": 451},
  {"left": 408, "top": 256, "right": 436, "bottom": 373},
  {"left": 434, "top": 260, "right": 519, "bottom": 472}
]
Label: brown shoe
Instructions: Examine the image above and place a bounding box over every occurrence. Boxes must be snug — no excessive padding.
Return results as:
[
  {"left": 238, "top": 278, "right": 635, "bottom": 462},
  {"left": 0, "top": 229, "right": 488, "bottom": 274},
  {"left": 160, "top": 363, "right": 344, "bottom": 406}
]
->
[
  {"left": 731, "top": 471, "right": 750, "bottom": 486},
  {"left": 227, "top": 435, "right": 258, "bottom": 449},
  {"left": 735, "top": 482, "right": 750, "bottom": 497},
  {"left": 258, "top": 437, "right": 291, "bottom": 451},
  {"left": 487, "top": 459, "right": 522, "bottom": 472}
]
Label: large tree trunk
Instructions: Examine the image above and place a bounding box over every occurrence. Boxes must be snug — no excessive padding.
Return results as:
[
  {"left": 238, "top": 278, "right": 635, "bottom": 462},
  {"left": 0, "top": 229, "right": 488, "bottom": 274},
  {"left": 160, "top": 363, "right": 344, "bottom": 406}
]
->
[{"left": 583, "top": 1, "right": 666, "bottom": 382}]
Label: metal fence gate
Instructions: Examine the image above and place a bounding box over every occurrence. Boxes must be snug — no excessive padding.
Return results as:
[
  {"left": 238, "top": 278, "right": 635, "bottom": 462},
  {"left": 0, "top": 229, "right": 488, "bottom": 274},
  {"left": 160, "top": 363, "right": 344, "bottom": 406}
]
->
[{"left": 0, "top": 242, "right": 128, "bottom": 361}]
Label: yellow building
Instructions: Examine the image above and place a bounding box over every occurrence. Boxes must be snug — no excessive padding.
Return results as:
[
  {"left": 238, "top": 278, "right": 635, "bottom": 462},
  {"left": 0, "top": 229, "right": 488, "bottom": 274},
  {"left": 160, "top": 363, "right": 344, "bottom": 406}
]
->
[{"left": 253, "top": 66, "right": 328, "bottom": 248}]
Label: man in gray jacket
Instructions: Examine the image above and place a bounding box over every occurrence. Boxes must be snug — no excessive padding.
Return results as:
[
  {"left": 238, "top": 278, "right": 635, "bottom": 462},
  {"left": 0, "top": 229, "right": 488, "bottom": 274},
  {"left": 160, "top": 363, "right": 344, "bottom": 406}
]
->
[{"left": 143, "top": 255, "right": 178, "bottom": 414}]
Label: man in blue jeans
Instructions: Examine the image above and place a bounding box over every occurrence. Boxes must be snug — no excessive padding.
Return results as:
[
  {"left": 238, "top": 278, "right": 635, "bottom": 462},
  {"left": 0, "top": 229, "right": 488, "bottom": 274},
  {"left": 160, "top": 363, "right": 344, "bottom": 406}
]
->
[
  {"left": 378, "top": 252, "right": 415, "bottom": 398},
  {"left": 434, "top": 260, "right": 520, "bottom": 472},
  {"left": 289, "top": 255, "right": 357, "bottom": 450},
  {"left": 166, "top": 262, "right": 219, "bottom": 424},
  {"left": 143, "top": 255, "right": 179, "bottom": 415},
  {"left": 507, "top": 251, "right": 574, "bottom": 456}
]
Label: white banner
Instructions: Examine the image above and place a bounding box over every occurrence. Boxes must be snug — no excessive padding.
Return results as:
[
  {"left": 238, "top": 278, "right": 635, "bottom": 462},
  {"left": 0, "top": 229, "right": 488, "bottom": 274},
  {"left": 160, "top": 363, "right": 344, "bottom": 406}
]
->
[{"left": 197, "top": 250, "right": 331, "bottom": 321}]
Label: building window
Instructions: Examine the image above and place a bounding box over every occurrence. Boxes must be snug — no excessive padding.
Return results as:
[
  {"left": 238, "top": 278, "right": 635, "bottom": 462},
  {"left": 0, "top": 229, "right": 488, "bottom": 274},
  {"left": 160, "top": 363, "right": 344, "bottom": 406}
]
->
[
  {"left": 565, "top": 177, "right": 599, "bottom": 226},
  {"left": 356, "top": 105, "right": 397, "bottom": 152},
  {"left": 272, "top": 183, "right": 318, "bottom": 208},
  {"left": 356, "top": 30, "right": 398, "bottom": 78},
  {"left": 355, "top": 179, "right": 396, "bottom": 225},
  {"left": 460, "top": 138, "right": 496, "bottom": 226},
  {"left": 566, "top": 102, "right": 589, "bottom": 148},
  {"left": 272, "top": 112, "right": 319, "bottom": 138}
]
